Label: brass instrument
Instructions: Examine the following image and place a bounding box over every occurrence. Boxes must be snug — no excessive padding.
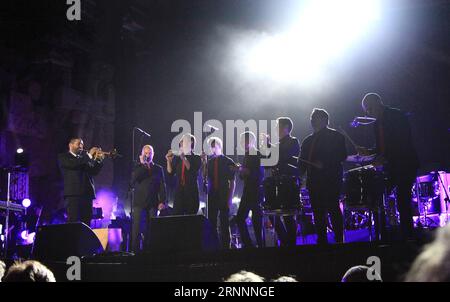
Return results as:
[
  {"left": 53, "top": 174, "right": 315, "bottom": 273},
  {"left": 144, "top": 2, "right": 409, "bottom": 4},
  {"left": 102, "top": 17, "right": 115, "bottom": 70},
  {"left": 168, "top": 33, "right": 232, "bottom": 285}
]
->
[
  {"left": 85, "top": 147, "right": 121, "bottom": 160},
  {"left": 96, "top": 148, "right": 120, "bottom": 159}
]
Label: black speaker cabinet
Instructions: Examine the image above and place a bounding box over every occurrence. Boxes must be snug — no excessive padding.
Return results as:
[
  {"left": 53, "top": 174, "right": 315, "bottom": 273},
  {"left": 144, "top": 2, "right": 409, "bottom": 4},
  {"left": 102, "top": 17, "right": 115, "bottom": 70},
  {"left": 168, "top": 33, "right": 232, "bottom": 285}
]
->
[
  {"left": 32, "top": 222, "right": 104, "bottom": 261},
  {"left": 145, "top": 215, "right": 219, "bottom": 254}
]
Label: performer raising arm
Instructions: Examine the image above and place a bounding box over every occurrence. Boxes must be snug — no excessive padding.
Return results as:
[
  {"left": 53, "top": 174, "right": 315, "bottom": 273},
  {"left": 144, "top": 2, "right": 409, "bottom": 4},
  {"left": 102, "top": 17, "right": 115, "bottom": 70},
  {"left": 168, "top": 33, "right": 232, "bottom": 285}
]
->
[
  {"left": 166, "top": 134, "right": 202, "bottom": 215},
  {"left": 131, "top": 144, "right": 166, "bottom": 252},
  {"left": 58, "top": 138, "right": 104, "bottom": 226}
]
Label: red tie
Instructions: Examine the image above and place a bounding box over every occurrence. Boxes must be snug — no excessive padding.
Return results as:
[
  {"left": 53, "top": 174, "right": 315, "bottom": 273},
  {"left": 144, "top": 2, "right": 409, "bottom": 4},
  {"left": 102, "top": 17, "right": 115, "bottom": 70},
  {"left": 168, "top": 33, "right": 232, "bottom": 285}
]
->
[
  {"left": 214, "top": 157, "right": 219, "bottom": 191},
  {"left": 181, "top": 160, "right": 186, "bottom": 186}
]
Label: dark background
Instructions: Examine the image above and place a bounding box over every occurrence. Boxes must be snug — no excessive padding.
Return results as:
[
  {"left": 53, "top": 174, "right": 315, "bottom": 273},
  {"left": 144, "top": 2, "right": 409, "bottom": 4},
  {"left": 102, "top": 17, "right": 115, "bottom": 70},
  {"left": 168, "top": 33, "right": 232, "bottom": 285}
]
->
[{"left": 1, "top": 0, "right": 449, "bottom": 215}]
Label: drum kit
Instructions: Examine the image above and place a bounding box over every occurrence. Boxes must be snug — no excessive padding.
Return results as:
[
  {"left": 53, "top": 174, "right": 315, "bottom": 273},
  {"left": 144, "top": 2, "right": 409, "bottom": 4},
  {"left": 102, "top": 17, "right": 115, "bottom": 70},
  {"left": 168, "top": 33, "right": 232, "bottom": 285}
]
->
[
  {"left": 412, "top": 171, "right": 450, "bottom": 227},
  {"left": 259, "top": 124, "right": 449, "bottom": 243},
  {"left": 341, "top": 157, "right": 391, "bottom": 239},
  {"left": 260, "top": 153, "right": 394, "bottom": 243}
]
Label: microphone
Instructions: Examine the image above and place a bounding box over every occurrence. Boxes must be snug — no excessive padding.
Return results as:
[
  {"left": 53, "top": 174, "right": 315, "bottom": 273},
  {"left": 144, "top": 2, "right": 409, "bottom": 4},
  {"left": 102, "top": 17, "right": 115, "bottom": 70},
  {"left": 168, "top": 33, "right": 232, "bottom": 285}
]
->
[
  {"left": 134, "top": 127, "right": 151, "bottom": 137},
  {"left": 206, "top": 124, "right": 219, "bottom": 131}
]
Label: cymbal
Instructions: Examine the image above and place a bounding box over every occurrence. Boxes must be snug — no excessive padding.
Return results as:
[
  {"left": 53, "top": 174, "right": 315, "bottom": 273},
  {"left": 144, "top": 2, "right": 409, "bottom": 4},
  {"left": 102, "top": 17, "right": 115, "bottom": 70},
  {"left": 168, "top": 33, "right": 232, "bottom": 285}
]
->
[{"left": 345, "top": 154, "right": 376, "bottom": 163}]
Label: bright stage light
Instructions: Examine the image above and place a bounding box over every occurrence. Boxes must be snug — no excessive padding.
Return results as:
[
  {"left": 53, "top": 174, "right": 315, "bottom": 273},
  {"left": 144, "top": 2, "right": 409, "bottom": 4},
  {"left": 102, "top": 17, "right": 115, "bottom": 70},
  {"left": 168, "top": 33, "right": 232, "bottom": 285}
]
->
[
  {"left": 20, "top": 230, "right": 36, "bottom": 244},
  {"left": 20, "top": 230, "right": 28, "bottom": 240},
  {"left": 240, "top": 0, "right": 382, "bottom": 86},
  {"left": 16, "top": 148, "right": 24, "bottom": 154},
  {"left": 232, "top": 197, "right": 241, "bottom": 204},
  {"left": 22, "top": 198, "right": 31, "bottom": 208}
]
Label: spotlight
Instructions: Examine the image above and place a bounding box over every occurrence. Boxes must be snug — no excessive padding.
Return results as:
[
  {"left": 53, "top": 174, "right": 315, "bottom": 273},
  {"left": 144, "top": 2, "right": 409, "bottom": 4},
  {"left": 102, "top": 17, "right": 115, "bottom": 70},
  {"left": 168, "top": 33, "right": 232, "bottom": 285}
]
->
[
  {"left": 20, "top": 230, "right": 28, "bottom": 240},
  {"left": 20, "top": 230, "right": 36, "bottom": 244},
  {"left": 22, "top": 198, "right": 31, "bottom": 208},
  {"left": 238, "top": 0, "right": 382, "bottom": 87},
  {"left": 14, "top": 148, "right": 29, "bottom": 169}
]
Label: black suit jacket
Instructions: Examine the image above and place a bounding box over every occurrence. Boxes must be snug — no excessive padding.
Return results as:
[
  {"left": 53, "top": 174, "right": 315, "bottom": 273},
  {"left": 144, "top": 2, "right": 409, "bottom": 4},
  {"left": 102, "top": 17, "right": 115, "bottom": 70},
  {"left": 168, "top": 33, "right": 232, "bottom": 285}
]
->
[
  {"left": 374, "top": 107, "right": 419, "bottom": 177},
  {"left": 299, "top": 127, "right": 347, "bottom": 190},
  {"left": 275, "top": 135, "right": 301, "bottom": 176},
  {"left": 132, "top": 162, "right": 166, "bottom": 208},
  {"left": 58, "top": 152, "right": 103, "bottom": 199},
  {"left": 261, "top": 135, "right": 301, "bottom": 177}
]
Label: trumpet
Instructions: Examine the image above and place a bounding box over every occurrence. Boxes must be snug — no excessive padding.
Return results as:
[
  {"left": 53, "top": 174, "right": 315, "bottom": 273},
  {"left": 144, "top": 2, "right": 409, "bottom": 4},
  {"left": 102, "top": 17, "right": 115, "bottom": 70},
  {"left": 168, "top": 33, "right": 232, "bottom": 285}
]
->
[{"left": 83, "top": 147, "right": 122, "bottom": 159}]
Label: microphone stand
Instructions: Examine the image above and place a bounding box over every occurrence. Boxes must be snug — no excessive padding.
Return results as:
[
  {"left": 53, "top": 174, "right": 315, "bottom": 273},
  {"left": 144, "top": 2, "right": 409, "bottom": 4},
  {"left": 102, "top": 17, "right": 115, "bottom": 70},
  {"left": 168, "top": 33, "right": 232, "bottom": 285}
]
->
[
  {"left": 129, "top": 127, "right": 151, "bottom": 252},
  {"left": 202, "top": 155, "right": 209, "bottom": 219}
]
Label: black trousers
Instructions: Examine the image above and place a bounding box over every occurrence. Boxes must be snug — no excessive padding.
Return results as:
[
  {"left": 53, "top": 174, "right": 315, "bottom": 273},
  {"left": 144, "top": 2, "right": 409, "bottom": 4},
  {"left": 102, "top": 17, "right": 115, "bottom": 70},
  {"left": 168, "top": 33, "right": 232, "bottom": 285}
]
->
[
  {"left": 393, "top": 174, "right": 415, "bottom": 239},
  {"left": 66, "top": 196, "right": 93, "bottom": 226},
  {"left": 269, "top": 216, "right": 297, "bottom": 246},
  {"left": 236, "top": 188, "right": 263, "bottom": 248},
  {"left": 131, "top": 205, "right": 158, "bottom": 252},
  {"left": 309, "top": 185, "right": 344, "bottom": 245},
  {"left": 208, "top": 191, "right": 230, "bottom": 249},
  {"left": 173, "top": 186, "right": 199, "bottom": 215}
]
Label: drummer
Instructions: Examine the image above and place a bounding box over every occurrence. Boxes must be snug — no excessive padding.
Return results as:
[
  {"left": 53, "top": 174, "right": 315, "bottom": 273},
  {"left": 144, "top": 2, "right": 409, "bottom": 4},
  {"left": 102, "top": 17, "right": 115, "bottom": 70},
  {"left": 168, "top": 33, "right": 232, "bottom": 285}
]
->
[
  {"left": 260, "top": 117, "right": 300, "bottom": 247},
  {"left": 356, "top": 93, "right": 419, "bottom": 240},
  {"left": 299, "top": 108, "right": 348, "bottom": 245}
]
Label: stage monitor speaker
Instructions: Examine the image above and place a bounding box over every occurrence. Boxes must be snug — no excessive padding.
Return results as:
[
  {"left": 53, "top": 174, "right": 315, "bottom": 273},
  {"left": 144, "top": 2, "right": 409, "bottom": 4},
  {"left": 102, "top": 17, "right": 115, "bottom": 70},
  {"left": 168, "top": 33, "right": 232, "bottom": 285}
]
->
[
  {"left": 32, "top": 222, "right": 104, "bottom": 261},
  {"left": 145, "top": 215, "right": 219, "bottom": 254}
]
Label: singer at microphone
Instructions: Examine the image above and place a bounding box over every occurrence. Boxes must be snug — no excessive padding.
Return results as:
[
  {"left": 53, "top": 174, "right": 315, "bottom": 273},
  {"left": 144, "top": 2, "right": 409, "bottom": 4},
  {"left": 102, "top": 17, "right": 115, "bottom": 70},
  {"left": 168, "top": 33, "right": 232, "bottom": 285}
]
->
[{"left": 131, "top": 144, "right": 167, "bottom": 252}]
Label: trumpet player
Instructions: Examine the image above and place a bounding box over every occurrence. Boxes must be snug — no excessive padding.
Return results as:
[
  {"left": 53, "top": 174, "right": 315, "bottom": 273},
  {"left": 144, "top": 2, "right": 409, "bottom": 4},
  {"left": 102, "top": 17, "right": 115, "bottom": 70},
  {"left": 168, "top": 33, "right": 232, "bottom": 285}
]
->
[{"left": 58, "top": 138, "right": 104, "bottom": 225}]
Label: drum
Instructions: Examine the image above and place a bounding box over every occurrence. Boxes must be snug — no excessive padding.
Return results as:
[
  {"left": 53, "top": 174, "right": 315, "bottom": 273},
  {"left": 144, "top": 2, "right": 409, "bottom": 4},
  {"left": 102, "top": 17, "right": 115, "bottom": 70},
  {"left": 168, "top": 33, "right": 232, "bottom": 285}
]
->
[
  {"left": 262, "top": 176, "right": 301, "bottom": 212},
  {"left": 343, "top": 165, "right": 386, "bottom": 209},
  {"left": 412, "top": 174, "right": 441, "bottom": 215}
]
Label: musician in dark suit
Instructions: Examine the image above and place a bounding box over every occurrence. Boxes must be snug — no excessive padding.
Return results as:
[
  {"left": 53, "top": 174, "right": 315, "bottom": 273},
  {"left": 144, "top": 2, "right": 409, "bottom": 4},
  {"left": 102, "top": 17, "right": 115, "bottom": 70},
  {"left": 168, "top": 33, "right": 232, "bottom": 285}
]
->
[
  {"left": 260, "top": 117, "right": 300, "bottom": 246},
  {"left": 131, "top": 144, "right": 166, "bottom": 252},
  {"left": 357, "top": 93, "right": 419, "bottom": 239},
  {"left": 166, "top": 134, "right": 202, "bottom": 215},
  {"left": 201, "top": 137, "right": 236, "bottom": 249},
  {"left": 58, "top": 138, "right": 104, "bottom": 225},
  {"left": 236, "top": 131, "right": 264, "bottom": 248},
  {"left": 299, "top": 109, "right": 347, "bottom": 245}
]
